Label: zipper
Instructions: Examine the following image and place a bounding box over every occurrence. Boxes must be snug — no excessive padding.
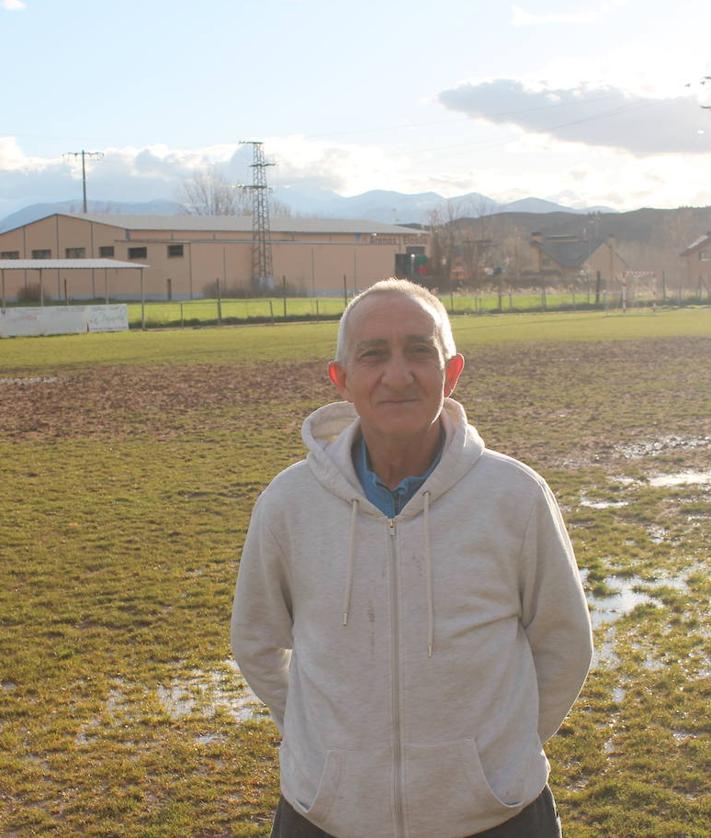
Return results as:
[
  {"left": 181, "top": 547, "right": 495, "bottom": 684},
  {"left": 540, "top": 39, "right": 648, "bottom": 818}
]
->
[{"left": 388, "top": 518, "right": 404, "bottom": 837}]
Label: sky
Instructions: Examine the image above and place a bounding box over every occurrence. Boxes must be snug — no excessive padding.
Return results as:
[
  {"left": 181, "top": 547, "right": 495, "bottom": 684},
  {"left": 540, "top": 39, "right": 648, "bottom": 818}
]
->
[{"left": 1, "top": 0, "right": 711, "bottom": 218}]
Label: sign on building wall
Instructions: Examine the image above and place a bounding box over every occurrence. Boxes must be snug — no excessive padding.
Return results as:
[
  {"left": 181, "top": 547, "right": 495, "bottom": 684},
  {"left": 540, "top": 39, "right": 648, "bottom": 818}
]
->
[{"left": 0, "top": 305, "right": 129, "bottom": 338}]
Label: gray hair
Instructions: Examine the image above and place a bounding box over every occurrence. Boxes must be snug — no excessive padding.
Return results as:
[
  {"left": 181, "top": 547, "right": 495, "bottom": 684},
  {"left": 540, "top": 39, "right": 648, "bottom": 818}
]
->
[{"left": 334, "top": 278, "right": 457, "bottom": 364}]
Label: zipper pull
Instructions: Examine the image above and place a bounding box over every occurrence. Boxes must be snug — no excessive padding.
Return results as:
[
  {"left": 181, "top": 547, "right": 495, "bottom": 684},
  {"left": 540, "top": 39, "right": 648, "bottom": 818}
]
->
[{"left": 388, "top": 518, "right": 396, "bottom": 535}]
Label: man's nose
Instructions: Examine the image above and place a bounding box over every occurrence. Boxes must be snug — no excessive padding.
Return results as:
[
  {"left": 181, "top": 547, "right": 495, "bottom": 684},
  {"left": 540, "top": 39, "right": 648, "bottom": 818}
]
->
[{"left": 381, "top": 353, "right": 414, "bottom": 387}]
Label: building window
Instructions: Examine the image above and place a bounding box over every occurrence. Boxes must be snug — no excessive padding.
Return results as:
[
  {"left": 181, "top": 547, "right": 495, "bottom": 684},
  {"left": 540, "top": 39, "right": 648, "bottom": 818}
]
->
[
  {"left": 699, "top": 250, "right": 710, "bottom": 261},
  {"left": 1, "top": 250, "right": 19, "bottom": 259},
  {"left": 99, "top": 246, "right": 115, "bottom": 258},
  {"left": 31, "top": 249, "right": 51, "bottom": 259},
  {"left": 128, "top": 247, "right": 147, "bottom": 260},
  {"left": 167, "top": 244, "right": 184, "bottom": 258},
  {"left": 65, "top": 247, "right": 86, "bottom": 258}
]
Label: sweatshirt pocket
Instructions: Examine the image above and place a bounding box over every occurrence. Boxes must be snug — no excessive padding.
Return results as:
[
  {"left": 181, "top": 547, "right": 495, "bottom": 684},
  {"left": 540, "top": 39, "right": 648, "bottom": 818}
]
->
[
  {"left": 280, "top": 741, "right": 392, "bottom": 837},
  {"left": 403, "top": 739, "right": 525, "bottom": 836}
]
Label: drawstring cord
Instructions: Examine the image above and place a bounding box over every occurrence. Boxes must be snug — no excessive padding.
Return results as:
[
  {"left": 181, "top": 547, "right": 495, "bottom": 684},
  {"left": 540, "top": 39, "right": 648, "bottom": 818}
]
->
[
  {"left": 342, "top": 499, "right": 359, "bottom": 626},
  {"left": 424, "top": 491, "right": 434, "bottom": 657}
]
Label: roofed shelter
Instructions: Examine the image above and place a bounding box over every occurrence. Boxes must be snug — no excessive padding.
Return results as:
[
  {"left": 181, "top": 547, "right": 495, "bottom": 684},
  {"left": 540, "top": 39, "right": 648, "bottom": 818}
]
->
[{"left": 0, "top": 258, "right": 148, "bottom": 309}]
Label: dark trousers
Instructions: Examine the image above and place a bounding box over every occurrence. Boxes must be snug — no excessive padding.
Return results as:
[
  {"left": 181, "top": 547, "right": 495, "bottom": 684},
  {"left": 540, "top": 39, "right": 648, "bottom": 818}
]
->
[{"left": 270, "top": 784, "right": 562, "bottom": 837}]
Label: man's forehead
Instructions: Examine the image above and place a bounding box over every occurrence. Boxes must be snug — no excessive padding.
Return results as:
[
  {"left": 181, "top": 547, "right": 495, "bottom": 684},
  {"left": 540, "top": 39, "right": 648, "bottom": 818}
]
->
[{"left": 348, "top": 292, "right": 438, "bottom": 338}]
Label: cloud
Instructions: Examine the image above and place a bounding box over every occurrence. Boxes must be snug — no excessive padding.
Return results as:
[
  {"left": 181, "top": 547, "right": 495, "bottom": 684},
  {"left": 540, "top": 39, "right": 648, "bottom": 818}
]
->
[
  {"left": 0, "top": 136, "right": 408, "bottom": 218},
  {"left": 511, "top": 1, "right": 625, "bottom": 26},
  {"left": 3, "top": 0, "right": 27, "bottom": 10},
  {"left": 437, "top": 79, "right": 711, "bottom": 155}
]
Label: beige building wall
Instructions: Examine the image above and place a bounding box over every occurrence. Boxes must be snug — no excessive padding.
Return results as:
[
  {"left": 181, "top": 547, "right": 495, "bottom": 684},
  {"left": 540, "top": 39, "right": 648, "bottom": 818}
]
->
[{"left": 0, "top": 215, "right": 428, "bottom": 302}]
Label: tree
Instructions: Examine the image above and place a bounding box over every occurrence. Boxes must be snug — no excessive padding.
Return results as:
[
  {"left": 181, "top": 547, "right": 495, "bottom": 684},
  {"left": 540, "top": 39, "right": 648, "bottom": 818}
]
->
[
  {"left": 180, "top": 167, "right": 293, "bottom": 217},
  {"left": 180, "top": 168, "right": 248, "bottom": 215}
]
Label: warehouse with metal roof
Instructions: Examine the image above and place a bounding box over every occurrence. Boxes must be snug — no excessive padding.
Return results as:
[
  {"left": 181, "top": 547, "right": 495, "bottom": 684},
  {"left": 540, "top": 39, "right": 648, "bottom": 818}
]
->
[{"left": 0, "top": 213, "right": 429, "bottom": 302}]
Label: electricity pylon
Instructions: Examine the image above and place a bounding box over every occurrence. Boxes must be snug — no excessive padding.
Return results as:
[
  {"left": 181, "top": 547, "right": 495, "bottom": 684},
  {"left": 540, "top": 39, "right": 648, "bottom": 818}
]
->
[{"left": 239, "top": 141, "right": 275, "bottom": 291}]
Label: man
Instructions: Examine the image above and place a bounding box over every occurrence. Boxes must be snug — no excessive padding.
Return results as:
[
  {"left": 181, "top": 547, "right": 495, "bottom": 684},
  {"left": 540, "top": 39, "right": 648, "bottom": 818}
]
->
[{"left": 232, "top": 279, "right": 592, "bottom": 838}]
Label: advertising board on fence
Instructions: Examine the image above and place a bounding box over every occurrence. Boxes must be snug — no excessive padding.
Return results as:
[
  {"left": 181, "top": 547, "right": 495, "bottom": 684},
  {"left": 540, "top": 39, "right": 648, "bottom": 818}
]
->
[{"left": 0, "top": 305, "right": 129, "bottom": 338}]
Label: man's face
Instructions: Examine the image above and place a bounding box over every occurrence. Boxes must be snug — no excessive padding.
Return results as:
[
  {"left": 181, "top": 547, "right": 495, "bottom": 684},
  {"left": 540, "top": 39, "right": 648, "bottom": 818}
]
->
[{"left": 328, "top": 293, "right": 464, "bottom": 441}]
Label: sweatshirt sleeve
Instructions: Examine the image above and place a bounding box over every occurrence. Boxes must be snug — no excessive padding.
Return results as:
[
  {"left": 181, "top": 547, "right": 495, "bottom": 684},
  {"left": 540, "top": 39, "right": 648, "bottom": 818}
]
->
[
  {"left": 231, "top": 495, "right": 293, "bottom": 734},
  {"left": 519, "top": 480, "right": 593, "bottom": 743}
]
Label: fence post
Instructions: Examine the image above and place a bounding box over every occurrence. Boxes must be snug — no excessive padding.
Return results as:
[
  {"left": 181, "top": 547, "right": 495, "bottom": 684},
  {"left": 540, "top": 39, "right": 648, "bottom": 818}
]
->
[
  {"left": 283, "top": 275, "right": 287, "bottom": 319},
  {"left": 343, "top": 274, "right": 348, "bottom": 310},
  {"left": 450, "top": 290, "right": 454, "bottom": 314},
  {"left": 268, "top": 299, "right": 274, "bottom": 325},
  {"left": 64, "top": 277, "right": 69, "bottom": 305},
  {"left": 140, "top": 269, "right": 145, "bottom": 330},
  {"left": 180, "top": 302, "right": 184, "bottom": 328},
  {"left": 216, "top": 278, "right": 222, "bottom": 324}
]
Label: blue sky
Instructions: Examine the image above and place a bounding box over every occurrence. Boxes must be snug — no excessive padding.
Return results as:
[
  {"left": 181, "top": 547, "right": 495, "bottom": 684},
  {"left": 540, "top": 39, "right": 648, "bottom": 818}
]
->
[{"left": 1, "top": 0, "right": 710, "bottom": 216}]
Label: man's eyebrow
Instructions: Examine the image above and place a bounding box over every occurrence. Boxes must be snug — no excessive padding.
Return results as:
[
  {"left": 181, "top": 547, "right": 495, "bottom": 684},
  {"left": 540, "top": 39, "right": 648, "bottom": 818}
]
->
[{"left": 354, "top": 339, "right": 388, "bottom": 352}]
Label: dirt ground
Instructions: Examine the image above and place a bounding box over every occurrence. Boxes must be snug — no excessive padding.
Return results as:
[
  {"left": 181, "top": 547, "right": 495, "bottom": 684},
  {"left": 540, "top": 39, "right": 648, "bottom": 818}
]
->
[{"left": 1, "top": 338, "right": 708, "bottom": 468}]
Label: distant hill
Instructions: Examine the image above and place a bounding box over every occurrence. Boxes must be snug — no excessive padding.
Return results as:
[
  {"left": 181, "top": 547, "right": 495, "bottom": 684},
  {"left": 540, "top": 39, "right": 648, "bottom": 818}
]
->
[{"left": 0, "top": 190, "right": 616, "bottom": 232}]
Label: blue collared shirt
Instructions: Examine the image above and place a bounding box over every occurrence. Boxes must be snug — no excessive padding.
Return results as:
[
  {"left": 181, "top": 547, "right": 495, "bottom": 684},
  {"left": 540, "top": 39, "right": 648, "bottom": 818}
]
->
[{"left": 353, "top": 429, "right": 444, "bottom": 517}]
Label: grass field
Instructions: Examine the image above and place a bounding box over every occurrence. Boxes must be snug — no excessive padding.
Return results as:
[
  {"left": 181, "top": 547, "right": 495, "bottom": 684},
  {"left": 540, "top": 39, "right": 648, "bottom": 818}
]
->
[
  {"left": 123, "top": 290, "right": 662, "bottom": 327},
  {"left": 1, "top": 308, "right": 710, "bottom": 836}
]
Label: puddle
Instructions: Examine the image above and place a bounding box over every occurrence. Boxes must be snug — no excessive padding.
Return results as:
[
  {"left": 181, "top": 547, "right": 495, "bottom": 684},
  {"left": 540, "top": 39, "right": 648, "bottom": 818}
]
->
[
  {"left": 0, "top": 376, "right": 59, "bottom": 386},
  {"left": 616, "top": 436, "right": 711, "bottom": 459},
  {"left": 587, "top": 578, "right": 654, "bottom": 629},
  {"left": 567, "top": 777, "right": 590, "bottom": 792},
  {"left": 612, "top": 687, "right": 626, "bottom": 704},
  {"left": 672, "top": 730, "right": 695, "bottom": 743},
  {"left": 612, "top": 476, "right": 638, "bottom": 487},
  {"left": 1, "top": 680, "right": 17, "bottom": 691},
  {"left": 646, "top": 525, "right": 667, "bottom": 544},
  {"left": 156, "top": 660, "right": 263, "bottom": 722},
  {"left": 76, "top": 663, "right": 264, "bottom": 745},
  {"left": 642, "top": 654, "right": 665, "bottom": 671},
  {"left": 591, "top": 633, "right": 620, "bottom": 670},
  {"left": 195, "top": 733, "right": 226, "bottom": 745},
  {"left": 580, "top": 496, "right": 628, "bottom": 510},
  {"left": 649, "top": 470, "right": 711, "bottom": 488}
]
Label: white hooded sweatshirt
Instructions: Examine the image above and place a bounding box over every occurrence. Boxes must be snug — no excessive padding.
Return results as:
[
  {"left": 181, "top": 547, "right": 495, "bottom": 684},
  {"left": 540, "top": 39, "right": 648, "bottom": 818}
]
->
[{"left": 231, "top": 399, "right": 592, "bottom": 838}]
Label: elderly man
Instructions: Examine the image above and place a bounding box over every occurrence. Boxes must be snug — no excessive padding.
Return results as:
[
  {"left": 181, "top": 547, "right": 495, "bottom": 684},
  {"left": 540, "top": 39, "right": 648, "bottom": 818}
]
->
[{"left": 231, "top": 279, "right": 592, "bottom": 838}]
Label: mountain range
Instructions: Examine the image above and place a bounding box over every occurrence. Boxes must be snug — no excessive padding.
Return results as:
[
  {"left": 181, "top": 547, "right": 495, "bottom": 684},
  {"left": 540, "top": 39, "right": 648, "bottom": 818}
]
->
[{"left": 0, "top": 189, "right": 616, "bottom": 233}]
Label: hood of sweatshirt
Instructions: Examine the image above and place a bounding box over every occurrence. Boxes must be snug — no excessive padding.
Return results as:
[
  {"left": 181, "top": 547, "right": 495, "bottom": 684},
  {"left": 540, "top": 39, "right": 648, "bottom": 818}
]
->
[{"left": 301, "top": 397, "right": 485, "bottom": 522}]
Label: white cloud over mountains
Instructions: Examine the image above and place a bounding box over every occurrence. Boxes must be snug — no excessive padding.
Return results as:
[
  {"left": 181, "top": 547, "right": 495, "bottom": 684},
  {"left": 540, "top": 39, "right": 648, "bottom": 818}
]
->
[
  {"left": 438, "top": 79, "right": 711, "bottom": 155},
  {"left": 3, "top": 0, "right": 26, "bottom": 10},
  {"left": 0, "top": 136, "right": 400, "bottom": 218}
]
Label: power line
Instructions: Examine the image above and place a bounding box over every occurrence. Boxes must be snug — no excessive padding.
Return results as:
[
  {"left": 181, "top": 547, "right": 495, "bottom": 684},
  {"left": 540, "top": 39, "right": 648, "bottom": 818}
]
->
[{"left": 63, "top": 150, "right": 104, "bottom": 213}]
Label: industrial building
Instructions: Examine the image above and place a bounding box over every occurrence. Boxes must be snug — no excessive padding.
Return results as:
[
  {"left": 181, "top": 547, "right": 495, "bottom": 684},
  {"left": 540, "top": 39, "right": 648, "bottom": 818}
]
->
[{"left": 0, "top": 213, "right": 429, "bottom": 302}]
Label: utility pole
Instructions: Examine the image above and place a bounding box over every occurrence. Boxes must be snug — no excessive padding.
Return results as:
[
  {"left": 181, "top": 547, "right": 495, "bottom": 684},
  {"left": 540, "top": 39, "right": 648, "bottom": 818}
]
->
[
  {"left": 64, "top": 150, "right": 104, "bottom": 213},
  {"left": 239, "top": 140, "right": 275, "bottom": 292}
]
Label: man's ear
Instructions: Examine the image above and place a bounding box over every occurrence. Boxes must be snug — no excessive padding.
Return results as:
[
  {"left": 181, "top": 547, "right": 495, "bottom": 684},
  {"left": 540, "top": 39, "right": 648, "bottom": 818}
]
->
[
  {"left": 328, "top": 361, "right": 351, "bottom": 401},
  {"left": 444, "top": 353, "right": 465, "bottom": 397}
]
